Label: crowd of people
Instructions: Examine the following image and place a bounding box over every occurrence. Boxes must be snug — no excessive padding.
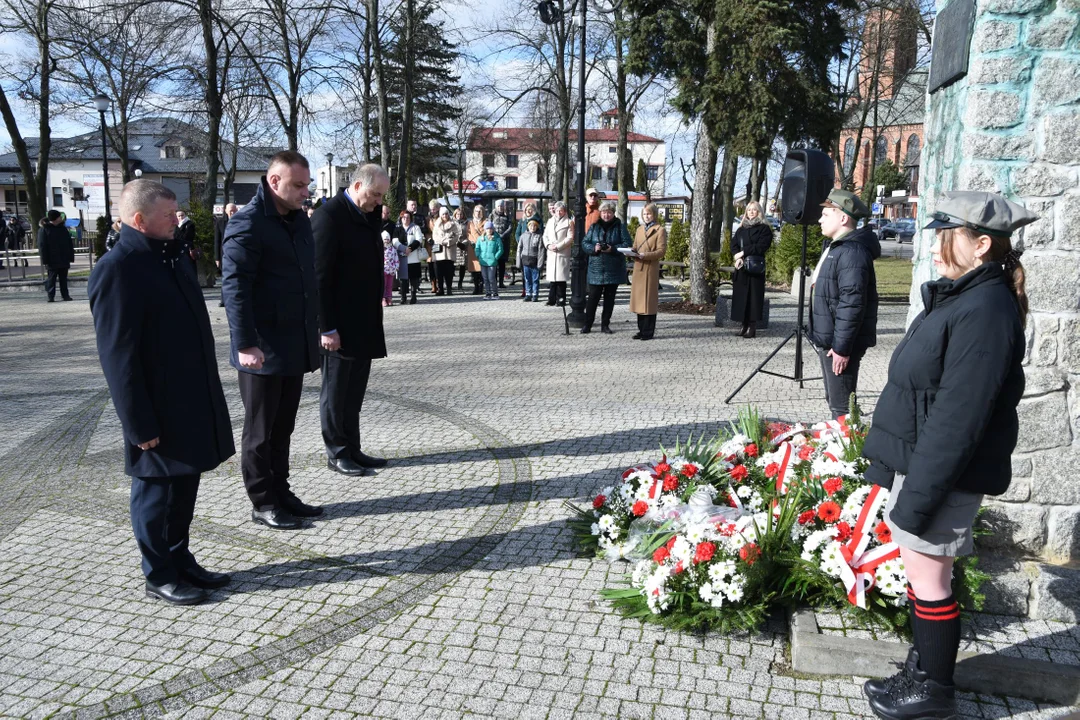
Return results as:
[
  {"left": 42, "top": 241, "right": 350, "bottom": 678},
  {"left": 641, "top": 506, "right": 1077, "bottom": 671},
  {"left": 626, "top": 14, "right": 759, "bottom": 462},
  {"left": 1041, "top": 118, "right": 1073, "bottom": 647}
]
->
[{"left": 80, "top": 146, "right": 1038, "bottom": 720}]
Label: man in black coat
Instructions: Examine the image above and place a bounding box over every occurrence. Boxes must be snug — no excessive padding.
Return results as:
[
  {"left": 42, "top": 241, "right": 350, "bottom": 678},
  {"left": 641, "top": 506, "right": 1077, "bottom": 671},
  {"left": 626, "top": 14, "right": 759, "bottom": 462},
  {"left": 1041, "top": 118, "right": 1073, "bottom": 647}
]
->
[
  {"left": 809, "top": 189, "right": 880, "bottom": 419},
  {"left": 312, "top": 164, "right": 391, "bottom": 476},
  {"left": 222, "top": 151, "right": 322, "bottom": 530},
  {"left": 213, "top": 203, "right": 238, "bottom": 307},
  {"left": 87, "top": 180, "right": 235, "bottom": 606},
  {"left": 38, "top": 210, "right": 75, "bottom": 302}
]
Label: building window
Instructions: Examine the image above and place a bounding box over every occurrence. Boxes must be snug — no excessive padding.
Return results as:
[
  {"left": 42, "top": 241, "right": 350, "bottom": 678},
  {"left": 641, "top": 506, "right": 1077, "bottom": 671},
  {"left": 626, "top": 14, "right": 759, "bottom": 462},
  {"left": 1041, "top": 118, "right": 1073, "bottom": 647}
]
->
[
  {"left": 874, "top": 135, "right": 888, "bottom": 165},
  {"left": 482, "top": 153, "right": 495, "bottom": 167},
  {"left": 905, "top": 134, "right": 921, "bottom": 167},
  {"left": 71, "top": 187, "right": 85, "bottom": 201},
  {"left": 165, "top": 145, "right": 180, "bottom": 159},
  {"left": 591, "top": 166, "right": 602, "bottom": 181},
  {"left": 52, "top": 187, "right": 63, "bottom": 206},
  {"left": 505, "top": 176, "right": 518, "bottom": 190},
  {"left": 536, "top": 164, "right": 546, "bottom": 184},
  {"left": 506, "top": 154, "right": 518, "bottom": 168},
  {"left": 606, "top": 167, "right": 616, "bottom": 181},
  {"left": 843, "top": 138, "right": 855, "bottom": 175},
  {"left": 647, "top": 165, "right": 660, "bottom": 181},
  {"left": 608, "top": 146, "right": 617, "bottom": 154}
]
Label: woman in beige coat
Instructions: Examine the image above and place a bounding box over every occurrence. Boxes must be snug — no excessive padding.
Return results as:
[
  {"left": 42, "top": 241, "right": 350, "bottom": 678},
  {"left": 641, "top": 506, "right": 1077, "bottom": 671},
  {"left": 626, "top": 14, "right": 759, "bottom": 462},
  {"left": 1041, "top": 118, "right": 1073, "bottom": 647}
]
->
[
  {"left": 465, "top": 205, "right": 486, "bottom": 295},
  {"left": 629, "top": 203, "right": 667, "bottom": 340},
  {"left": 431, "top": 207, "right": 460, "bottom": 295},
  {"left": 543, "top": 201, "right": 574, "bottom": 306}
]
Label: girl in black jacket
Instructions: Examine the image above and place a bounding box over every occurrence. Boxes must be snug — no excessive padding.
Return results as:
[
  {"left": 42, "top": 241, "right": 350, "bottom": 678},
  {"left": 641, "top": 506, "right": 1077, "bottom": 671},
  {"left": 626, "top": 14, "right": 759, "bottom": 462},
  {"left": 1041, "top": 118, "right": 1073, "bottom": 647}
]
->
[{"left": 861, "top": 191, "right": 1038, "bottom": 720}]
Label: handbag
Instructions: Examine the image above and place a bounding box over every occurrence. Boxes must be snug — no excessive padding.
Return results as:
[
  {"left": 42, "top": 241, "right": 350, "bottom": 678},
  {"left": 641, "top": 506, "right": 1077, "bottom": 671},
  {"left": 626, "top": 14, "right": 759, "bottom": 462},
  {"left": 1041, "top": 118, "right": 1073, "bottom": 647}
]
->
[
  {"left": 744, "top": 255, "right": 765, "bottom": 276},
  {"left": 431, "top": 243, "right": 443, "bottom": 254}
]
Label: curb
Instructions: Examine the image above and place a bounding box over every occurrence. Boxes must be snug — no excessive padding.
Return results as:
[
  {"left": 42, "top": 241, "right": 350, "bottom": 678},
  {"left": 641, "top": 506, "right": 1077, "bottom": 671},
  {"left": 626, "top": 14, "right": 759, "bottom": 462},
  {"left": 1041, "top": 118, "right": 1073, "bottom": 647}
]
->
[{"left": 789, "top": 608, "right": 1080, "bottom": 706}]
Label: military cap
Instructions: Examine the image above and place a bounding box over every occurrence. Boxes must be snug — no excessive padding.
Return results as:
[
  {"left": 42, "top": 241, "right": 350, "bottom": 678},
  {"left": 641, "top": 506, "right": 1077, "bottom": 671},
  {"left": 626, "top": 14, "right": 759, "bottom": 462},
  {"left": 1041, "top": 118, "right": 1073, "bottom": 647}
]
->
[
  {"left": 820, "top": 189, "right": 871, "bottom": 219},
  {"left": 924, "top": 191, "right": 1039, "bottom": 237}
]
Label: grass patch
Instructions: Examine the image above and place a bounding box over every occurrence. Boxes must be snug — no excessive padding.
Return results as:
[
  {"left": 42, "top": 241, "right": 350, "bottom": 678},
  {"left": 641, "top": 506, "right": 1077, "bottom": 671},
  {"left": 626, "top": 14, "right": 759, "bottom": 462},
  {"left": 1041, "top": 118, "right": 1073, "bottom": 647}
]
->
[{"left": 875, "top": 256, "right": 913, "bottom": 302}]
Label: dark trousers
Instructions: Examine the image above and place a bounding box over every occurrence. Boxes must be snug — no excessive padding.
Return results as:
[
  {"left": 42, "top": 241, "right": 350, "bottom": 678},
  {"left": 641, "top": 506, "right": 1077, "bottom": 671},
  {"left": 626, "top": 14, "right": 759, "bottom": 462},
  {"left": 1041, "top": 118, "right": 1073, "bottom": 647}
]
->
[
  {"left": 130, "top": 474, "right": 199, "bottom": 584},
  {"left": 237, "top": 371, "right": 304, "bottom": 511},
  {"left": 497, "top": 257, "right": 508, "bottom": 287},
  {"left": 436, "top": 260, "right": 455, "bottom": 293},
  {"left": 471, "top": 271, "right": 483, "bottom": 294},
  {"left": 399, "top": 274, "right": 409, "bottom": 303},
  {"left": 817, "top": 347, "right": 862, "bottom": 419},
  {"left": 407, "top": 263, "right": 422, "bottom": 297},
  {"left": 636, "top": 314, "right": 657, "bottom": 338},
  {"left": 457, "top": 263, "right": 467, "bottom": 288},
  {"left": 320, "top": 353, "right": 372, "bottom": 460},
  {"left": 45, "top": 266, "right": 70, "bottom": 300},
  {"left": 585, "top": 283, "right": 618, "bottom": 329},
  {"left": 547, "top": 281, "right": 566, "bottom": 305}
]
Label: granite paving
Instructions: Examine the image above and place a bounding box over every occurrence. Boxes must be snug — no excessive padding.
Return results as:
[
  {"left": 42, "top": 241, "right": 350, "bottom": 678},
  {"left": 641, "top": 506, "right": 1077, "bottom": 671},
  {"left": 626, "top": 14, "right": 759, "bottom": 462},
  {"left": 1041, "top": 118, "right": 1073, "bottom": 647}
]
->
[{"left": 0, "top": 279, "right": 1074, "bottom": 719}]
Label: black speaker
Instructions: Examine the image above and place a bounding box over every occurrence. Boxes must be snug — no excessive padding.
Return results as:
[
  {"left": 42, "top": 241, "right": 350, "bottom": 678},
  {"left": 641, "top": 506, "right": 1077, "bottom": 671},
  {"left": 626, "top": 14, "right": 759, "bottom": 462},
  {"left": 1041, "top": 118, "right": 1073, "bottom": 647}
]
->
[{"left": 781, "top": 148, "right": 835, "bottom": 225}]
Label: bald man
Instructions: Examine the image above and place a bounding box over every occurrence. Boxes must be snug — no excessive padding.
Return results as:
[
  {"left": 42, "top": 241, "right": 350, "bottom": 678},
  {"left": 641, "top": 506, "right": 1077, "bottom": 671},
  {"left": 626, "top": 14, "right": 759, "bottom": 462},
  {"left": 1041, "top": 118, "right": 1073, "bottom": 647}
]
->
[{"left": 87, "top": 179, "right": 235, "bottom": 606}]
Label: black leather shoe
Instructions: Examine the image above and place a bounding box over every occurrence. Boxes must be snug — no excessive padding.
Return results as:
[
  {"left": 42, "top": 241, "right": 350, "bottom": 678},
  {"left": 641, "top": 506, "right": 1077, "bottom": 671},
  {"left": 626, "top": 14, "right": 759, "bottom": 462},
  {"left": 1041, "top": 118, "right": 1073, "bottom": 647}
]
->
[
  {"left": 283, "top": 494, "right": 324, "bottom": 517},
  {"left": 352, "top": 451, "right": 387, "bottom": 469},
  {"left": 601, "top": 326, "right": 613, "bottom": 334},
  {"left": 145, "top": 580, "right": 208, "bottom": 605},
  {"left": 640, "top": 335, "right": 653, "bottom": 341},
  {"left": 328, "top": 457, "right": 367, "bottom": 476},
  {"left": 251, "top": 508, "right": 302, "bottom": 529},
  {"left": 62, "top": 296, "right": 73, "bottom": 301},
  {"left": 180, "top": 565, "right": 231, "bottom": 589},
  {"left": 580, "top": 326, "right": 591, "bottom": 334},
  {"left": 632, "top": 332, "right": 643, "bottom": 339},
  {"left": 868, "top": 665, "right": 956, "bottom": 720},
  {"left": 865, "top": 648, "right": 919, "bottom": 699}
]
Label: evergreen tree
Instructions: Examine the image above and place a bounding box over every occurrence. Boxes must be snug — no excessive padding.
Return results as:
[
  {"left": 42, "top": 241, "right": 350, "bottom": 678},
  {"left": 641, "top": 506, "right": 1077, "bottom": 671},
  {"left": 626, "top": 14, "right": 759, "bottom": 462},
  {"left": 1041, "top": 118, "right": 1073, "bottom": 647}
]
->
[
  {"left": 859, "top": 159, "right": 908, "bottom": 207},
  {"left": 636, "top": 159, "right": 648, "bottom": 196}
]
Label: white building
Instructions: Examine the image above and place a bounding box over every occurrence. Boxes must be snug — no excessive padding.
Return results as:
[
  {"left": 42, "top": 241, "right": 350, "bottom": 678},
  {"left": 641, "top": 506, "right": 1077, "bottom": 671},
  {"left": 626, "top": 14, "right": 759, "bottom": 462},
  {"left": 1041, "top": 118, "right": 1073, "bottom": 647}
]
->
[{"left": 462, "top": 112, "right": 666, "bottom": 199}]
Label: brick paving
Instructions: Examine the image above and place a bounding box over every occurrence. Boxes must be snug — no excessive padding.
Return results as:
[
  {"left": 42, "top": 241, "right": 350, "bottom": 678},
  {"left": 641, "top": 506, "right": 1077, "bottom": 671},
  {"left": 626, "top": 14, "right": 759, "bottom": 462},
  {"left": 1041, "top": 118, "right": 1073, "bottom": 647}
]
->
[{"left": 0, "top": 280, "right": 1074, "bottom": 719}]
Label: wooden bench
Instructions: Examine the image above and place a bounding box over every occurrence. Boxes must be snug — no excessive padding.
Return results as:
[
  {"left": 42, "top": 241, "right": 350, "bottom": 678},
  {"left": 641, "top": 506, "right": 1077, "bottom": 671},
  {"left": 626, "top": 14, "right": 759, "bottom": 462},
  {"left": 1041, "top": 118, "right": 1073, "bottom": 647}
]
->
[{"left": 659, "top": 261, "right": 687, "bottom": 280}]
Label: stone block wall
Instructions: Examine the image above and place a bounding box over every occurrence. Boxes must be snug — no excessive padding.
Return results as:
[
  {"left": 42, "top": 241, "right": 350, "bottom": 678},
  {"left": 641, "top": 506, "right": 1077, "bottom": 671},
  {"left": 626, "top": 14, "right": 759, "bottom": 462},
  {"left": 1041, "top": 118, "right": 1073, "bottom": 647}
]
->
[{"left": 918, "top": 0, "right": 1080, "bottom": 619}]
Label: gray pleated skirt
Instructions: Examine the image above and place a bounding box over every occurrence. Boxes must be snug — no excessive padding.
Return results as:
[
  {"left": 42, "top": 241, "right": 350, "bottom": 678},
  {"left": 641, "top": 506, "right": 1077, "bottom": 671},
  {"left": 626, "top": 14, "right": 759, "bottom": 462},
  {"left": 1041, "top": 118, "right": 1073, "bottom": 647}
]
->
[{"left": 884, "top": 473, "right": 984, "bottom": 557}]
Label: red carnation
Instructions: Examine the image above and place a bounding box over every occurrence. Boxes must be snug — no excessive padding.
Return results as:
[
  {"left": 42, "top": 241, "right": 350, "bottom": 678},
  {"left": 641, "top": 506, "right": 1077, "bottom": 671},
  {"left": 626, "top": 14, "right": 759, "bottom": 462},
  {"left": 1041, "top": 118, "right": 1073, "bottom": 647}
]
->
[
  {"left": 662, "top": 473, "right": 679, "bottom": 492},
  {"left": 764, "top": 462, "right": 780, "bottom": 479},
  {"left": 694, "top": 541, "right": 716, "bottom": 564},
  {"left": 875, "top": 521, "right": 893, "bottom": 544},
  {"left": 673, "top": 561, "right": 685, "bottom": 574},
  {"left": 744, "top": 443, "right": 759, "bottom": 458},
  {"left": 822, "top": 477, "right": 843, "bottom": 496},
  {"left": 654, "top": 461, "right": 671, "bottom": 475},
  {"left": 798, "top": 445, "right": 814, "bottom": 461},
  {"left": 593, "top": 494, "right": 606, "bottom": 509},
  {"left": 632, "top": 501, "right": 648, "bottom": 517},
  {"left": 817, "top": 501, "right": 841, "bottom": 523},
  {"left": 653, "top": 546, "right": 670, "bottom": 564},
  {"left": 682, "top": 463, "right": 699, "bottom": 478},
  {"left": 739, "top": 543, "right": 760, "bottom": 565},
  {"left": 730, "top": 465, "right": 749, "bottom": 482},
  {"left": 665, "top": 536, "right": 678, "bottom": 551},
  {"left": 835, "top": 521, "right": 852, "bottom": 542},
  {"left": 797, "top": 510, "right": 816, "bottom": 525}
]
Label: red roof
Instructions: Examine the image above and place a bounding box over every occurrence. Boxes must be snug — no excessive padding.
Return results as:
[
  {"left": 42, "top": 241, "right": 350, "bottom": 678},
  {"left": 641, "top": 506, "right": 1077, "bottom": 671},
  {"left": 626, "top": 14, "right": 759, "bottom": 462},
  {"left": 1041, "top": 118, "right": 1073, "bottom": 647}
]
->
[{"left": 468, "top": 127, "right": 663, "bottom": 151}]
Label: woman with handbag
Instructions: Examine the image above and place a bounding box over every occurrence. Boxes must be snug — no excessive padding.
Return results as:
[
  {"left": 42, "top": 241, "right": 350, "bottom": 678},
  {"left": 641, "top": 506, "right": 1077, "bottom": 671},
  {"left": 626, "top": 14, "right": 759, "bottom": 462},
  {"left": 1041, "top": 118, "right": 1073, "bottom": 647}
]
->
[
  {"left": 730, "top": 200, "right": 772, "bottom": 338},
  {"left": 396, "top": 210, "right": 426, "bottom": 305},
  {"left": 431, "top": 207, "right": 459, "bottom": 295},
  {"left": 629, "top": 203, "right": 667, "bottom": 340}
]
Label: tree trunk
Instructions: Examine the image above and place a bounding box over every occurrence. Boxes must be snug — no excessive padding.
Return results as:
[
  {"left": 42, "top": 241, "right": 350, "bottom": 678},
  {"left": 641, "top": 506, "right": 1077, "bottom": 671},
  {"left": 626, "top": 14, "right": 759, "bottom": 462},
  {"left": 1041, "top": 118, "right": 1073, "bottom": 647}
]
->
[
  {"left": 707, "top": 176, "right": 724, "bottom": 253},
  {"left": 369, "top": 0, "right": 391, "bottom": 171},
  {"left": 613, "top": 6, "right": 629, "bottom": 221},
  {"left": 393, "top": 0, "right": 415, "bottom": 202},
  {"left": 199, "top": 0, "right": 222, "bottom": 210},
  {"left": 688, "top": 128, "right": 717, "bottom": 305},
  {"left": 718, "top": 149, "right": 738, "bottom": 243}
]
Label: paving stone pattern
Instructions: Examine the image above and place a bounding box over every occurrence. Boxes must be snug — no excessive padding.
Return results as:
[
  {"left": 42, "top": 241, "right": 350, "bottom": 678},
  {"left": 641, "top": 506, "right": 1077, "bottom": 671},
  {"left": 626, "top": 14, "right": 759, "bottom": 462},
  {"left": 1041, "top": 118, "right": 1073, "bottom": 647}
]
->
[{"left": 0, "top": 283, "right": 1074, "bottom": 719}]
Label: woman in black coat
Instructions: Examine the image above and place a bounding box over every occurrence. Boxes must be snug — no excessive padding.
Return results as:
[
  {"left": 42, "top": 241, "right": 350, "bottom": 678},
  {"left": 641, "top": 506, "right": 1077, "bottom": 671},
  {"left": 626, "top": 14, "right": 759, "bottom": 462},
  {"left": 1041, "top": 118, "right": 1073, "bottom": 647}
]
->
[
  {"left": 730, "top": 201, "right": 772, "bottom": 338},
  {"left": 860, "top": 191, "right": 1038, "bottom": 720}
]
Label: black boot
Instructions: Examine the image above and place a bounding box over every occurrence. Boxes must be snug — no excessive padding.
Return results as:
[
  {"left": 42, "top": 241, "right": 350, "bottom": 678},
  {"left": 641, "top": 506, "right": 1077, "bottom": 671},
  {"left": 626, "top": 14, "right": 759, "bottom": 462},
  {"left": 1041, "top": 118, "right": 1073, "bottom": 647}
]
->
[
  {"left": 864, "top": 647, "right": 919, "bottom": 699},
  {"left": 744, "top": 321, "right": 756, "bottom": 339},
  {"left": 738, "top": 323, "right": 748, "bottom": 337},
  {"left": 868, "top": 664, "right": 955, "bottom": 720}
]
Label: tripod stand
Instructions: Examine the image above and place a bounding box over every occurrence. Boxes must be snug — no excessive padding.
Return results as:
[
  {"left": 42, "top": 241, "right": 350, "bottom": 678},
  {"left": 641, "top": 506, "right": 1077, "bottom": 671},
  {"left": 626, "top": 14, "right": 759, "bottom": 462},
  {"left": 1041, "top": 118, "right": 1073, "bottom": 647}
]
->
[{"left": 725, "top": 223, "right": 820, "bottom": 404}]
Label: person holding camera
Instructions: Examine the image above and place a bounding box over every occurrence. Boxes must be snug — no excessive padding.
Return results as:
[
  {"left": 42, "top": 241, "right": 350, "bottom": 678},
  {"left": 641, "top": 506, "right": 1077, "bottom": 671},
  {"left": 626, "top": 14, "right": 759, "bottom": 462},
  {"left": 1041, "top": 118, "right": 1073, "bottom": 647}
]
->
[
  {"left": 860, "top": 192, "right": 1036, "bottom": 720},
  {"left": 581, "top": 200, "right": 629, "bottom": 334},
  {"left": 730, "top": 200, "right": 773, "bottom": 338},
  {"left": 809, "top": 189, "right": 881, "bottom": 418},
  {"left": 396, "top": 210, "right": 426, "bottom": 305}
]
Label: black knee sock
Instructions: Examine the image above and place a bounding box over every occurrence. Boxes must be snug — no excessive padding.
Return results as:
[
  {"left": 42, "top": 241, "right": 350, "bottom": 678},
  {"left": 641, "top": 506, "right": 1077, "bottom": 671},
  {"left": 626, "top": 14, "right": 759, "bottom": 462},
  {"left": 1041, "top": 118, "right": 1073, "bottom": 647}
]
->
[
  {"left": 907, "top": 585, "right": 918, "bottom": 651},
  {"left": 911, "top": 593, "right": 961, "bottom": 684}
]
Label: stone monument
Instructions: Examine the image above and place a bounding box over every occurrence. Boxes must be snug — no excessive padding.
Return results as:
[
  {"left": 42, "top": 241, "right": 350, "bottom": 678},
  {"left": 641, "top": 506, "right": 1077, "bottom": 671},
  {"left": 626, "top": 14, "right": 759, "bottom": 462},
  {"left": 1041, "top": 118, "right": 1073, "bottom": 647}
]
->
[{"left": 918, "top": 0, "right": 1080, "bottom": 620}]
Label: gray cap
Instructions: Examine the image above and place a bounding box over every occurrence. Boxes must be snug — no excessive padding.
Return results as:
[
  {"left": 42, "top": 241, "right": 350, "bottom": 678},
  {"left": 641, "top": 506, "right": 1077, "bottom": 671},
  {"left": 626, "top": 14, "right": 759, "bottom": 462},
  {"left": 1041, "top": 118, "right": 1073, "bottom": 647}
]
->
[
  {"left": 924, "top": 191, "right": 1039, "bottom": 237},
  {"left": 821, "top": 189, "right": 870, "bottom": 219}
]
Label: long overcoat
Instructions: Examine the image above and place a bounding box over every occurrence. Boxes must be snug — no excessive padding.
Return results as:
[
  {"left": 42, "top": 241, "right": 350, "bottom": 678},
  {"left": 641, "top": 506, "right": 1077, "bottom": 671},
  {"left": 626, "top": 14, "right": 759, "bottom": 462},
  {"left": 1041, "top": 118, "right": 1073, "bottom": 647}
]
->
[
  {"left": 582, "top": 219, "right": 630, "bottom": 286},
  {"left": 87, "top": 225, "right": 234, "bottom": 477},
  {"left": 629, "top": 223, "right": 667, "bottom": 315},
  {"left": 544, "top": 215, "right": 573, "bottom": 282},
  {"left": 466, "top": 219, "right": 485, "bottom": 272},
  {"left": 730, "top": 223, "right": 773, "bottom": 323}
]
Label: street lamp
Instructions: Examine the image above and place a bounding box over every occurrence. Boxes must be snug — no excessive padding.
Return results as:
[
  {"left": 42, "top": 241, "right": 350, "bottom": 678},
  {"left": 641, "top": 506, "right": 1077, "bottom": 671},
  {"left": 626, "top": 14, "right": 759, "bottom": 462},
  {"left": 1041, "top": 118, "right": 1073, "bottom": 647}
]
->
[
  {"left": 92, "top": 93, "right": 113, "bottom": 221},
  {"left": 134, "top": 169, "right": 143, "bottom": 179},
  {"left": 326, "top": 152, "right": 334, "bottom": 197}
]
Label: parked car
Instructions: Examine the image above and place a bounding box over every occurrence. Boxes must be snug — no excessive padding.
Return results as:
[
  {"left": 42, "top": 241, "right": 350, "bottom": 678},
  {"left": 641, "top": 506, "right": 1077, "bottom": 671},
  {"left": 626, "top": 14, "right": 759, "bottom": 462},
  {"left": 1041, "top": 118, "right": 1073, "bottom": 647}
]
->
[{"left": 881, "top": 218, "right": 916, "bottom": 243}]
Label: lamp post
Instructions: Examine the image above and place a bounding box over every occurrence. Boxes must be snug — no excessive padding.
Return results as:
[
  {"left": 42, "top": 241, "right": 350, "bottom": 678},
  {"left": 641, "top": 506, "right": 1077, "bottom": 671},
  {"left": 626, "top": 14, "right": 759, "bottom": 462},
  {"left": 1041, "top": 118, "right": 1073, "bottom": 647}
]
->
[
  {"left": 326, "top": 152, "right": 334, "bottom": 197},
  {"left": 92, "top": 93, "right": 113, "bottom": 221}
]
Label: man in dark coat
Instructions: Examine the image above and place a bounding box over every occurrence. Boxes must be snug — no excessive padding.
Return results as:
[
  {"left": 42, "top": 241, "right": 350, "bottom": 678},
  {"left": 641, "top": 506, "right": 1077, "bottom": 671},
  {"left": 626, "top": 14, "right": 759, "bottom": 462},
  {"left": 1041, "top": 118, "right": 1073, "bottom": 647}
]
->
[
  {"left": 213, "top": 203, "right": 238, "bottom": 306},
  {"left": 38, "top": 209, "right": 75, "bottom": 302},
  {"left": 87, "top": 179, "right": 235, "bottom": 606},
  {"left": 222, "top": 151, "right": 322, "bottom": 530},
  {"left": 809, "top": 189, "right": 881, "bottom": 418},
  {"left": 312, "top": 164, "right": 391, "bottom": 477}
]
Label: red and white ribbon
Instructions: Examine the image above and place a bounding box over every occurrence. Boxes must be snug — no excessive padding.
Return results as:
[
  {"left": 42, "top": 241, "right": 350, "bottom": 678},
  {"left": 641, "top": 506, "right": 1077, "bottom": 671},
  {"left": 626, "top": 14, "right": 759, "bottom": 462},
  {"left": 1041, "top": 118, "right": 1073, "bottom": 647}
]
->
[
  {"left": 773, "top": 442, "right": 795, "bottom": 494},
  {"left": 835, "top": 485, "right": 900, "bottom": 608},
  {"left": 812, "top": 415, "right": 850, "bottom": 441}
]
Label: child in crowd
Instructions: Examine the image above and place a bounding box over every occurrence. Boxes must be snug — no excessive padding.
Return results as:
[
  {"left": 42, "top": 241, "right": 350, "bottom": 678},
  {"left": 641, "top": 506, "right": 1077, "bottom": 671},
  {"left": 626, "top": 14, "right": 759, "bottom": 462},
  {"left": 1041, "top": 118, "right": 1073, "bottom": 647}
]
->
[
  {"left": 382, "top": 230, "right": 398, "bottom": 307},
  {"left": 516, "top": 218, "right": 545, "bottom": 302},
  {"left": 475, "top": 221, "right": 503, "bottom": 299}
]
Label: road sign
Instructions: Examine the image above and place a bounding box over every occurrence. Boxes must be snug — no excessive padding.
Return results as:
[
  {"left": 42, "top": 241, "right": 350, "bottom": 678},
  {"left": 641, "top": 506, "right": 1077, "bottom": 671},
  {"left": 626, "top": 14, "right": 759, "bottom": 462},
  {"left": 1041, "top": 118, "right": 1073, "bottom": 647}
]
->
[
  {"left": 871, "top": 202, "right": 884, "bottom": 215},
  {"left": 479, "top": 179, "right": 498, "bottom": 191},
  {"left": 452, "top": 180, "right": 478, "bottom": 191}
]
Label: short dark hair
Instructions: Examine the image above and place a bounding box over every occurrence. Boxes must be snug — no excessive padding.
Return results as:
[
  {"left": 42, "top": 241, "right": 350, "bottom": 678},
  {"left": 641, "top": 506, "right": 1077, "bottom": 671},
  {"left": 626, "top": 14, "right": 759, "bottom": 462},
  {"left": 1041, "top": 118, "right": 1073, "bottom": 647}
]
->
[
  {"left": 46, "top": 209, "right": 63, "bottom": 222},
  {"left": 268, "top": 150, "right": 310, "bottom": 173}
]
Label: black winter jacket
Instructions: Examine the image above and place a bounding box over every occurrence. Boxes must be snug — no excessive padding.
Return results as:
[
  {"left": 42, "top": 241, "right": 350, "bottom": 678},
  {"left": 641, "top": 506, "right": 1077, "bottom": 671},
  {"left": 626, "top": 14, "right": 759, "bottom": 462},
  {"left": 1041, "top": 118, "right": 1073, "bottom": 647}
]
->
[
  {"left": 862, "top": 263, "right": 1025, "bottom": 536},
  {"left": 38, "top": 222, "right": 74, "bottom": 268},
  {"left": 809, "top": 225, "right": 880, "bottom": 357},
  {"left": 221, "top": 179, "right": 320, "bottom": 377}
]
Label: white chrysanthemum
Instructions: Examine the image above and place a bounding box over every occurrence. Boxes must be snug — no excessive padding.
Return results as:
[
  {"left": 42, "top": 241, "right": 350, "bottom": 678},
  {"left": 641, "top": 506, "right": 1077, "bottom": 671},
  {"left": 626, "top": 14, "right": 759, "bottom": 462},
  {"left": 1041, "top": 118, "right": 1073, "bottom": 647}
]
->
[
  {"left": 736, "top": 485, "right": 754, "bottom": 499},
  {"left": 699, "top": 582, "right": 715, "bottom": 602},
  {"left": 619, "top": 483, "right": 637, "bottom": 503},
  {"left": 601, "top": 485, "right": 615, "bottom": 498},
  {"left": 598, "top": 514, "right": 616, "bottom": 531},
  {"left": 684, "top": 523, "right": 709, "bottom": 544},
  {"left": 709, "top": 560, "right": 737, "bottom": 582},
  {"left": 660, "top": 495, "right": 681, "bottom": 510},
  {"left": 841, "top": 485, "right": 873, "bottom": 521},
  {"left": 670, "top": 536, "right": 694, "bottom": 564},
  {"left": 724, "top": 581, "right": 745, "bottom": 603},
  {"left": 631, "top": 559, "right": 651, "bottom": 586},
  {"left": 719, "top": 434, "right": 751, "bottom": 458}
]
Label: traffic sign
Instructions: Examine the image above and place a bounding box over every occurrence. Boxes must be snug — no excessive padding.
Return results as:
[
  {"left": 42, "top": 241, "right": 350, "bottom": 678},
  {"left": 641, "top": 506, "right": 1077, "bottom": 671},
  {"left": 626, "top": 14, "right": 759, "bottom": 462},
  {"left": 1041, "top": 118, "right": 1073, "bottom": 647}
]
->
[{"left": 871, "top": 202, "right": 883, "bottom": 215}]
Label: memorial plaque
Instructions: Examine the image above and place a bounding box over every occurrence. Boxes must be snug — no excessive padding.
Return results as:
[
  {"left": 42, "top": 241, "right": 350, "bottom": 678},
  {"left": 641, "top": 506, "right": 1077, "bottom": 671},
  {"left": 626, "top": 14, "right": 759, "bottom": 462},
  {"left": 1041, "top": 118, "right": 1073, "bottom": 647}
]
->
[{"left": 928, "top": 0, "right": 976, "bottom": 94}]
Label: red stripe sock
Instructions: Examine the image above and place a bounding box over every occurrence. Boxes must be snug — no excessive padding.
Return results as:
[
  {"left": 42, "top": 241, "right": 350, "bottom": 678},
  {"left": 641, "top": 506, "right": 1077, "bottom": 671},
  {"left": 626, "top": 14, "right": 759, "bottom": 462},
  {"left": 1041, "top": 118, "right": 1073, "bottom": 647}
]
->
[{"left": 911, "top": 593, "right": 961, "bottom": 684}]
